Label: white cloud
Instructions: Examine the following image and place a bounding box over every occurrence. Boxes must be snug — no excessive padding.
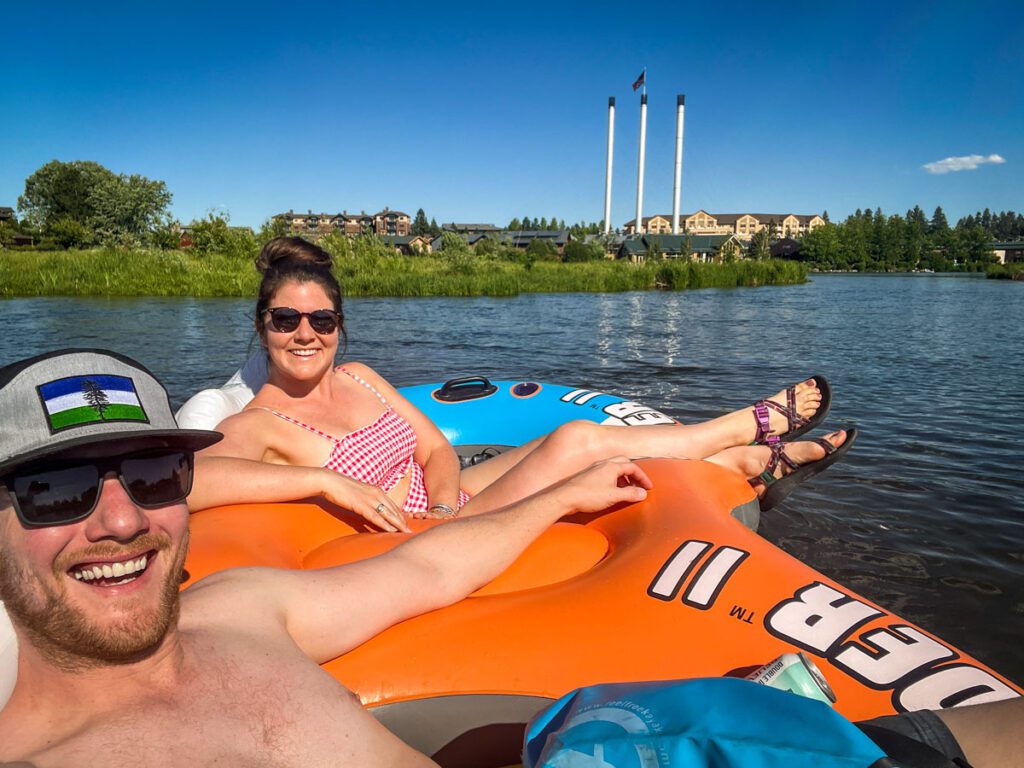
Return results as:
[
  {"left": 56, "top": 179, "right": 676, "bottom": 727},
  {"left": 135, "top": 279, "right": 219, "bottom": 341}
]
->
[{"left": 923, "top": 154, "right": 1006, "bottom": 174}]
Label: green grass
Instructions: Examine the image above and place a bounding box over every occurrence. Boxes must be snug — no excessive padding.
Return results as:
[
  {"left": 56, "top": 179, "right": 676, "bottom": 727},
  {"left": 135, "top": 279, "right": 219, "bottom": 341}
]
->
[
  {"left": 0, "top": 248, "right": 807, "bottom": 298},
  {"left": 985, "top": 263, "right": 1024, "bottom": 280}
]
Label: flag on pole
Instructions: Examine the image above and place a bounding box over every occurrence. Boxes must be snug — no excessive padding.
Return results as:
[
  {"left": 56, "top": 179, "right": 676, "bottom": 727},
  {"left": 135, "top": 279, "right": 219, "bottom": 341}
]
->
[{"left": 632, "top": 69, "right": 646, "bottom": 91}]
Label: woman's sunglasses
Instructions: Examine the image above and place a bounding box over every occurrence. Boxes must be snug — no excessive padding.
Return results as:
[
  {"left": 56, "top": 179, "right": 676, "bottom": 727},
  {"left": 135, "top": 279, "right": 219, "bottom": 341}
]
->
[
  {"left": 2, "top": 451, "right": 194, "bottom": 528},
  {"left": 264, "top": 307, "right": 340, "bottom": 335}
]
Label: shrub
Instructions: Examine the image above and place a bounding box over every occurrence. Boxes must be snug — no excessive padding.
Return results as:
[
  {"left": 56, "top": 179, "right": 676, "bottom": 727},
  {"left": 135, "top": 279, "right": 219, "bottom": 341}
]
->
[
  {"left": 562, "top": 240, "right": 604, "bottom": 262},
  {"left": 48, "top": 217, "right": 94, "bottom": 249}
]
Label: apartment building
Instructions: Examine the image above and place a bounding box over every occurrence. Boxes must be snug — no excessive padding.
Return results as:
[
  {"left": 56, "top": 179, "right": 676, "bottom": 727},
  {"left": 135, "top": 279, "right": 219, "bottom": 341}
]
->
[
  {"left": 274, "top": 208, "right": 410, "bottom": 237},
  {"left": 624, "top": 211, "right": 825, "bottom": 238}
]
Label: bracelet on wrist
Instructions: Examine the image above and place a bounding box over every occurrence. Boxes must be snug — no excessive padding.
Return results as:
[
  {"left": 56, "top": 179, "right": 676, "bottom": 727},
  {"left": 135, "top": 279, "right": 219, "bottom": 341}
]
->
[{"left": 429, "top": 503, "right": 458, "bottom": 519}]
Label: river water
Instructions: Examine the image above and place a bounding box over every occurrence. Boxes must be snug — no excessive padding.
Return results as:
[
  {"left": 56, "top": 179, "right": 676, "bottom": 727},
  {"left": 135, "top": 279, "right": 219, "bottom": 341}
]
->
[{"left": 1, "top": 273, "right": 1021, "bottom": 684}]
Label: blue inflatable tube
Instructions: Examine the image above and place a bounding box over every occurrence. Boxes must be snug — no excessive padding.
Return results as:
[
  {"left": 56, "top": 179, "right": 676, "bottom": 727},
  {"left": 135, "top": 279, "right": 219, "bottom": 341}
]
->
[{"left": 400, "top": 377, "right": 676, "bottom": 448}]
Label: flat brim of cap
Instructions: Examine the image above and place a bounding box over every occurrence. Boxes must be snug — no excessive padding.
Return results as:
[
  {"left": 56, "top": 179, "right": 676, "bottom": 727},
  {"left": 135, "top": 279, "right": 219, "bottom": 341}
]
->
[{"left": 0, "top": 429, "right": 222, "bottom": 475}]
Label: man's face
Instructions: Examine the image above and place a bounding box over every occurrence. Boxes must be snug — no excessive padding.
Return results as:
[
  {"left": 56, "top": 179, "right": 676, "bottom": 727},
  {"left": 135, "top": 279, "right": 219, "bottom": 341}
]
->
[{"left": 0, "top": 464, "right": 190, "bottom": 671}]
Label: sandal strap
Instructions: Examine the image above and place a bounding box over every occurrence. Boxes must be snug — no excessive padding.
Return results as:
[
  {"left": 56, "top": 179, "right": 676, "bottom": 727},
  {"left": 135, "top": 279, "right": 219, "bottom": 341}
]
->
[
  {"left": 763, "top": 394, "right": 810, "bottom": 432},
  {"left": 752, "top": 390, "right": 808, "bottom": 445},
  {"left": 752, "top": 401, "right": 772, "bottom": 444},
  {"left": 749, "top": 442, "right": 802, "bottom": 490},
  {"left": 750, "top": 443, "right": 785, "bottom": 488},
  {"left": 809, "top": 436, "right": 837, "bottom": 455}
]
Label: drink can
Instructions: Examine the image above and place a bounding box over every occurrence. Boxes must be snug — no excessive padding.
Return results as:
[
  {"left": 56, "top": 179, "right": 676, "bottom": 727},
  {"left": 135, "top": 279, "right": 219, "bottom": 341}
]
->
[{"left": 744, "top": 651, "right": 837, "bottom": 706}]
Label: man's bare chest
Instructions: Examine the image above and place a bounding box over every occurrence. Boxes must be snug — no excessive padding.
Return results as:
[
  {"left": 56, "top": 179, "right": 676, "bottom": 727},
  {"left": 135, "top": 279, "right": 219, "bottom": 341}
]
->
[{"left": 17, "top": 647, "right": 374, "bottom": 767}]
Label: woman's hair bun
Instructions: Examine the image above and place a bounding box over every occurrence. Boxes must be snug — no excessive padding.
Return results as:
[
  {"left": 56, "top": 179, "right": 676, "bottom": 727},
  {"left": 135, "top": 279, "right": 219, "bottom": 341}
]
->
[{"left": 256, "top": 236, "right": 334, "bottom": 274}]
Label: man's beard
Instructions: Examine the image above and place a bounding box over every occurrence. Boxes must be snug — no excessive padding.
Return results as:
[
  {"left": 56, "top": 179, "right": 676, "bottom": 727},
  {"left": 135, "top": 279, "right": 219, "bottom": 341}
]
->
[{"left": 0, "top": 530, "right": 188, "bottom": 672}]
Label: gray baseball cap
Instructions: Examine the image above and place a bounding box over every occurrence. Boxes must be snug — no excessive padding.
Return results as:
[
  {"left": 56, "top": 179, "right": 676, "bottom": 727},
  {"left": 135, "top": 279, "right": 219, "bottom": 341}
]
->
[{"left": 0, "top": 349, "right": 222, "bottom": 475}]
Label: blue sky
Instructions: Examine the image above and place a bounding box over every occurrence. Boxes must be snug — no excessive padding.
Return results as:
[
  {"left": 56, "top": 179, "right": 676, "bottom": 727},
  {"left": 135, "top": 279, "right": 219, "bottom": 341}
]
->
[{"left": 1, "top": 1, "right": 1021, "bottom": 229}]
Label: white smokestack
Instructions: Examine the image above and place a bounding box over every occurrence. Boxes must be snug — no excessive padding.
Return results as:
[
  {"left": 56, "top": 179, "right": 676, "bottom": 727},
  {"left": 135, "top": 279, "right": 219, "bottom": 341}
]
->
[
  {"left": 604, "top": 97, "right": 615, "bottom": 235},
  {"left": 635, "top": 93, "right": 647, "bottom": 235},
  {"left": 672, "top": 94, "right": 685, "bottom": 235}
]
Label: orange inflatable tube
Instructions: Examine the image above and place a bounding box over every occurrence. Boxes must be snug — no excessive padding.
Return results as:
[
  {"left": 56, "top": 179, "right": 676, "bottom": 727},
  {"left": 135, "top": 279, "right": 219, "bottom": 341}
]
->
[{"left": 183, "top": 459, "right": 1022, "bottom": 726}]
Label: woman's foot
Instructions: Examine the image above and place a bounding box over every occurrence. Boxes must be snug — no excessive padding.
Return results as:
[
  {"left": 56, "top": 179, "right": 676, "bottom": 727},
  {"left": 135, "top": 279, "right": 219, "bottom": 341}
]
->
[
  {"left": 707, "top": 428, "right": 857, "bottom": 511},
  {"left": 750, "top": 376, "right": 830, "bottom": 444}
]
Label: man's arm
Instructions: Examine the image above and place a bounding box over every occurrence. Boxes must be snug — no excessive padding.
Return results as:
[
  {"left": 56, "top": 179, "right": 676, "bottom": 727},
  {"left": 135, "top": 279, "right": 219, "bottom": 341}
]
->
[{"left": 194, "top": 457, "right": 651, "bottom": 664}]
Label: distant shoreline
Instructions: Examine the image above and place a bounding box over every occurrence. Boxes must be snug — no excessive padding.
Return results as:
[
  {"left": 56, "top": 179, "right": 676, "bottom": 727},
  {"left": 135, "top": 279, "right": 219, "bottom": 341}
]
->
[{"left": 0, "top": 248, "right": 808, "bottom": 298}]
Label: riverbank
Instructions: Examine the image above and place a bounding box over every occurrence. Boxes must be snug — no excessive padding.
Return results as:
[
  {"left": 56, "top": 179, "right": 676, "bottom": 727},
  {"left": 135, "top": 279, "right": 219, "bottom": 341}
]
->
[
  {"left": 0, "top": 248, "right": 807, "bottom": 297},
  {"left": 986, "top": 263, "right": 1024, "bottom": 280}
]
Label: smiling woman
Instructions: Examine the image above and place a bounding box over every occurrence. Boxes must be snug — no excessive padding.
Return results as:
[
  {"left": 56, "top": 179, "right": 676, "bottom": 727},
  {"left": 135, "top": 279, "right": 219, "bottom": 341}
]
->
[{"left": 189, "top": 238, "right": 856, "bottom": 531}]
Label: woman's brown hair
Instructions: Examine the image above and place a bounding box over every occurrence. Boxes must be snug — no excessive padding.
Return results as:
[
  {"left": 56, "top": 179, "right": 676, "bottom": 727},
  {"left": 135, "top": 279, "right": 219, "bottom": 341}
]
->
[{"left": 255, "top": 237, "right": 347, "bottom": 350}]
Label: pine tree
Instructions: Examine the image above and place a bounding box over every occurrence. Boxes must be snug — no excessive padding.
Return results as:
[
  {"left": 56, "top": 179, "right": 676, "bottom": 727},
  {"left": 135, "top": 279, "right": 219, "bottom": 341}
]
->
[
  {"left": 428, "top": 217, "right": 440, "bottom": 237},
  {"left": 508, "top": 218, "right": 522, "bottom": 231},
  {"left": 411, "top": 208, "right": 429, "bottom": 236},
  {"left": 929, "top": 206, "right": 949, "bottom": 233},
  {"left": 748, "top": 229, "right": 771, "bottom": 260},
  {"left": 81, "top": 379, "right": 110, "bottom": 420},
  {"left": 822, "top": 210, "right": 830, "bottom": 223},
  {"left": 907, "top": 206, "right": 928, "bottom": 227}
]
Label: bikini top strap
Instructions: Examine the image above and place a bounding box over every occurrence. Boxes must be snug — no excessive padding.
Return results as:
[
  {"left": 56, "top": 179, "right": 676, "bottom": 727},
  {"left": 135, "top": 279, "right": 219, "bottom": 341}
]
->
[
  {"left": 338, "top": 366, "right": 390, "bottom": 407},
  {"left": 247, "top": 405, "right": 339, "bottom": 443}
]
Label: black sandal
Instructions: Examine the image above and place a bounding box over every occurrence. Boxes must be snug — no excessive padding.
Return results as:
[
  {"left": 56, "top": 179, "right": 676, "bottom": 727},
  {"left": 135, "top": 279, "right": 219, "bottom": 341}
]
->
[{"left": 750, "top": 427, "right": 858, "bottom": 511}]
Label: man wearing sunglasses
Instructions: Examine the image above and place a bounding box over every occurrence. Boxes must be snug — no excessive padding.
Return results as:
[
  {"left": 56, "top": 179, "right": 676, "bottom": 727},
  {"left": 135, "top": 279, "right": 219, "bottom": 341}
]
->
[{"left": 0, "top": 348, "right": 654, "bottom": 765}]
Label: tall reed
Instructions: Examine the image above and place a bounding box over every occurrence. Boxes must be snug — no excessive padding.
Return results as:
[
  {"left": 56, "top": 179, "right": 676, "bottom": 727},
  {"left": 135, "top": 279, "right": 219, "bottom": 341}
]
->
[{"left": 0, "top": 248, "right": 807, "bottom": 297}]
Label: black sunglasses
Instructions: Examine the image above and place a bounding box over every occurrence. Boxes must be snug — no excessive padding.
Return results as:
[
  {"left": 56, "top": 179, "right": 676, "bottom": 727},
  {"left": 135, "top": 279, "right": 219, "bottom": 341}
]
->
[
  {"left": 264, "top": 307, "right": 340, "bottom": 335},
  {"left": 2, "top": 451, "right": 194, "bottom": 528}
]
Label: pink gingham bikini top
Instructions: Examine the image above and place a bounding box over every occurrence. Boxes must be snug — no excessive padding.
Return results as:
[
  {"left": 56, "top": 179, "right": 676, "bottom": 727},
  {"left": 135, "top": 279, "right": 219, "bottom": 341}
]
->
[{"left": 254, "top": 367, "right": 468, "bottom": 515}]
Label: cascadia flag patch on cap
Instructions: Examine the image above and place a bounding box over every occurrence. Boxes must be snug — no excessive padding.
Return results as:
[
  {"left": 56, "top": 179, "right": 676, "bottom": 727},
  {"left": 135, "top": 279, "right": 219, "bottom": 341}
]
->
[{"left": 37, "top": 374, "right": 149, "bottom": 432}]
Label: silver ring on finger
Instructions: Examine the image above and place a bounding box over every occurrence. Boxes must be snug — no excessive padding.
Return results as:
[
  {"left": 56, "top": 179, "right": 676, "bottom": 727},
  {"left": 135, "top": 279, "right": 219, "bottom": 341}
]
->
[{"left": 375, "top": 502, "right": 387, "bottom": 515}]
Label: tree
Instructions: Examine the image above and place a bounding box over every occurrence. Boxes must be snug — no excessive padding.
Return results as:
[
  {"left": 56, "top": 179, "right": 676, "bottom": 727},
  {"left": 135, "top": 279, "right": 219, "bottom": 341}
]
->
[
  {"left": 89, "top": 173, "right": 172, "bottom": 245},
  {"left": 257, "top": 216, "right": 291, "bottom": 245},
  {"left": 17, "top": 160, "right": 172, "bottom": 246},
  {"left": 187, "top": 212, "right": 257, "bottom": 260},
  {"left": 526, "top": 237, "right": 558, "bottom": 260},
  {"left": 748, "top": 228, "right": 771, "bottom": 260},
  {"left": 508, "top": 217, "right": 522, "bottom": 231},
  {"left": 719, "top": 240, "right": 739, "bottom": 263},
  {"left": 906, "top": 205, "right": 928, "bottom": 228},
  {"left": 799, "top": 223, "right": 841, "bottom": 267},
  {"left": 411, "top": 208, "right": 430, "bottom": 236},
  {"left": 822, "top": 210, "right": 830, "bottom": 223},
  {"left": 440, "top": 231, "right": 470, "bottom": 254},
  {"left": 428, "top": 217, "right": 441, "bottom": 237},
  {"left": 929, "top": 206, "right": 949, "bottom": 234},
  {"left": 18, "top": 161, "right": 117, "bottom": 229},
  {"left": 563, "top": 240, "right": 604, "bottom": 262},
  {"left": 959, "top": 226, "right": 995, "bottom": 267},
  {"left": 81, "top": 379, "right": 110, "bottom": 420}
]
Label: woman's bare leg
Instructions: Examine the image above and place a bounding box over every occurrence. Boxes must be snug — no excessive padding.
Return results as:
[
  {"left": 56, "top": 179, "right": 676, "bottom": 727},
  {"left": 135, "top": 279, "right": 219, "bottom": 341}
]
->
[{"left": 458, "top": 379, "right": 825, "bottom": 514}]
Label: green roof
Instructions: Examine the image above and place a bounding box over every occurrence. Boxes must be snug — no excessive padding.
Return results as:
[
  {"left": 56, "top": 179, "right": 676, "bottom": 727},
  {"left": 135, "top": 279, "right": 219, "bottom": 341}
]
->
[{"left": 643, "top": 234, "right": 735, "bottom": 253}]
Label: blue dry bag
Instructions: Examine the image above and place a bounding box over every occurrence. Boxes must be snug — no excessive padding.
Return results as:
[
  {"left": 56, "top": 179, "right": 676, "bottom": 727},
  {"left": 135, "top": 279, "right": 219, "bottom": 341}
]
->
[{"left": 523, "top": 677, "right": 891, "bottom": 768}]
